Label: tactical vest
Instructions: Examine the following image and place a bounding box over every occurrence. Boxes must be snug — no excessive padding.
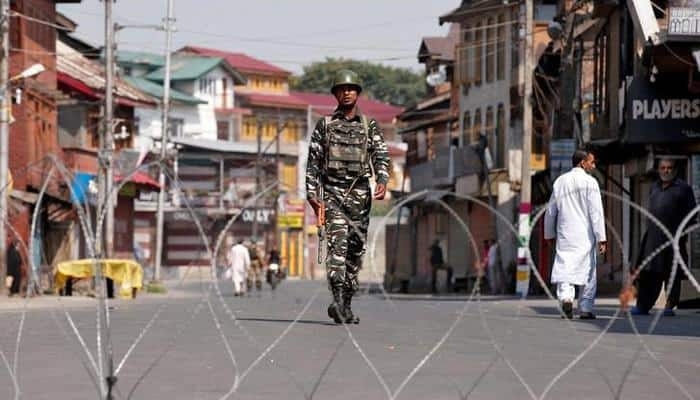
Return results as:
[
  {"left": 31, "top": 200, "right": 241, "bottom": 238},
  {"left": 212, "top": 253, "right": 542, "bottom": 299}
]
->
[{"left": 324, "top": 115, "right": 370, "bottom": 177}]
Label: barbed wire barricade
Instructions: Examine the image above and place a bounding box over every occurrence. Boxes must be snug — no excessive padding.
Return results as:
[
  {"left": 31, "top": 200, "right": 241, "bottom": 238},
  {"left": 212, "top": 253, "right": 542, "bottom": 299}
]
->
[{"left": 0, "top": 154, "right": 697, "bottom": 399}]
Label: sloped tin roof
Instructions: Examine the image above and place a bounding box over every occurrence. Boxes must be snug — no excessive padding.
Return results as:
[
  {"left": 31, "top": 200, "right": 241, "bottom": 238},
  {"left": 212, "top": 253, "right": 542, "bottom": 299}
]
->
[
  {"left": 181, "top": 46, "right": 290, "bottom": 76},
  {"left": 290, "top": 91, "right": 403, "bottom": 124},
  {"left": 57, "top": 40, "right": 153, "bottom": 104},
  {"left": 124, "top": 76, "right": 206, "bottom": 105}
]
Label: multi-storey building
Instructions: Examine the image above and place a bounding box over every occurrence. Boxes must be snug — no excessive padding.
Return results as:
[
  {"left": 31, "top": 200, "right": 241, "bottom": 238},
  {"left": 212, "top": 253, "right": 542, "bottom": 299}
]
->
[
  {"left": 390, "top": 1, "right": 555, "bottom": 293},
  {"left": 178, "top": 46, "right": 310, "bottom": 277},
  {"left": 4, "top": 0, "right": 81, "bottom": 288},
  {"left": 549, "top": 0, "right": 700, "bottom": 299}
]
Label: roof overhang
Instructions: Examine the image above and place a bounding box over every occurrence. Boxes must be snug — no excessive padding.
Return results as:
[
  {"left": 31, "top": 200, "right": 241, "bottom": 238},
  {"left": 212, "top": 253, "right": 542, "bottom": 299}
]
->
[{"left": 440, "top": 1, "right": 517, "bottom": 24}]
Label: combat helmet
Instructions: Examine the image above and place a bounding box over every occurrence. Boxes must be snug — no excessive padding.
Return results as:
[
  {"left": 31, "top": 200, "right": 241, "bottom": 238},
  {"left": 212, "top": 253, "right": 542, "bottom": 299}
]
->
[{"left": 330, "top": 69, "right": 363, "bottom": 94}]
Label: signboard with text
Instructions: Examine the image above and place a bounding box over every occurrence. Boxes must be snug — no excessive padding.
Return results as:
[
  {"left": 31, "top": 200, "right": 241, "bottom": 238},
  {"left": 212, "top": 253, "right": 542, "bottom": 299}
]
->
[
  {"left": 549, "top": 139, "right": 576, "bottom": 180},
  {"left": 625, "top": 78, "right": 700, "bottom": 143},
  {"left": 668, "top": 1, "right": 700, "bottom": 38}
]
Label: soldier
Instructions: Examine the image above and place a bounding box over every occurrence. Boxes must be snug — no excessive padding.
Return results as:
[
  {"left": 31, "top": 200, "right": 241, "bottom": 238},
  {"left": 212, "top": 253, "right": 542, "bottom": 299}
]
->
[
  {"left": 306, "top": 69, "right": 390, "bottom": 324},
  {"left": 246, "top": 239, "right": 263, "bottom": 291}
]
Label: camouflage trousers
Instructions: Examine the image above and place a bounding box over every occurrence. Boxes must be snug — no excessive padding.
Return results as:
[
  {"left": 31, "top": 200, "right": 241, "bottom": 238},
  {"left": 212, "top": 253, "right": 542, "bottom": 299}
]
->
[{"left": 323, "top": 178, "right": 372, "bottom": 296}]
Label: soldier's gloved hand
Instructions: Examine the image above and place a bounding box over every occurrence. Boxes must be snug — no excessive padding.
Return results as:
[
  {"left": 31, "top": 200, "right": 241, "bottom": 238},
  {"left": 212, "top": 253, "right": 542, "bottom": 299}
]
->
[
  {"left": 374, "top": 183, "right": 386, "bottom": 200},
  {"left": 308, "top": 198, "right": 322, "bottom": 216}
]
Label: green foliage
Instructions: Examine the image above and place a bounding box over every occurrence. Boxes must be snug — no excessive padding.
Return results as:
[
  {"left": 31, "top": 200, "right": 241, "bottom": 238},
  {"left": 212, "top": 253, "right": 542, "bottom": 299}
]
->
[{"left": 291, "top": 58, "right": 426, "bottom": 108}]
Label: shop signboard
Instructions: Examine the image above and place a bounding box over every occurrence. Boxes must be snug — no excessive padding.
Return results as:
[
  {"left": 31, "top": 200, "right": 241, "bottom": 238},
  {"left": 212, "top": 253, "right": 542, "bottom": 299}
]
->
[
  {"left": 549, "top": 139, "right": 576, "bottom": 180},
  {"left": 625, "top": 78, "right": 700, "bottom": 143},
  {"left": 241, "top": 208, "right": 274, "bottom": 225},
  {"left": 667, "top": 1, "right": 700, "bottom": 38},
  {"left": 278, "top": 213, "right": 304, "bottom": 229}
]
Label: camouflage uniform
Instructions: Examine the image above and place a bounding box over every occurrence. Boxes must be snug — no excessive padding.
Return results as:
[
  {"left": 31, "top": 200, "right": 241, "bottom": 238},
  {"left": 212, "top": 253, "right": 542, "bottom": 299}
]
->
[
  {"left": 246, "top": 243, "right": 263, "bottom": 291},
  {"left": 306, "top": 107, "right": 390, "bottom": 322}
]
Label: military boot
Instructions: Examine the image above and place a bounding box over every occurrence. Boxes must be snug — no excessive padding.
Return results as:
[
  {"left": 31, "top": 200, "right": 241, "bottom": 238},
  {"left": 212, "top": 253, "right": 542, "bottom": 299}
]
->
[
  {"left": 342, "top": 293, "right": 360, "bottom": 324},
  {"left": 327, "top": 285, "right": 345, "bottom": 324}
]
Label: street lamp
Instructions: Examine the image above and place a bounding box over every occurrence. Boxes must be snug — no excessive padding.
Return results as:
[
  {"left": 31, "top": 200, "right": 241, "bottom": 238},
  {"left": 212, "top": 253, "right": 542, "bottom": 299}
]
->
[{"left": 14, "top": 63, "right": 45, "bottom": 80}]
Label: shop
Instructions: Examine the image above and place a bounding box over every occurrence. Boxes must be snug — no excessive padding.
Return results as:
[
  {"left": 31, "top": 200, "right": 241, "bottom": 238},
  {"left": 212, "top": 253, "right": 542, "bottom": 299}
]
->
[{"left": 623, "top": 75, "right": 700, "bottom": 304}]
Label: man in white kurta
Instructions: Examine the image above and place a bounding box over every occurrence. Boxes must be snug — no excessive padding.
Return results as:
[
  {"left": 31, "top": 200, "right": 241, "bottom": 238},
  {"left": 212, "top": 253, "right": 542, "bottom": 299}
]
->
[
  {"left": 228, "top": 239, "right": 251, "bottom": 296},
  {"left": 544, "top": 150, "right": 606, "bottom": 319}
]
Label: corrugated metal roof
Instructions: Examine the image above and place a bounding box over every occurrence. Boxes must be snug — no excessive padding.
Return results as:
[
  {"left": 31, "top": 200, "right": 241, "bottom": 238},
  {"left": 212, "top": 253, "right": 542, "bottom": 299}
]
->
[
  {"left": 290, "top": 91, "right": 403, "bottom": 124},
  {"left": 238, "top": 92, "right": 308, "bottom": 109},
  {"left": 124, "top": 76, "right": 206, "bottom": 105},
  {"left": 145, "top": 56, "right": 246, "bottom": 84},
  {"left": 57, "top": 40, "right": 154, "bottom": 104},
  {"left": 180, "top": 46, "right": 291, "bottom": 75},
  {"left": 171, "top": 137, "right": 298, "bottom": 157},
  {"left": 117, "top": 50, "right": 166, "bottom": 68}
]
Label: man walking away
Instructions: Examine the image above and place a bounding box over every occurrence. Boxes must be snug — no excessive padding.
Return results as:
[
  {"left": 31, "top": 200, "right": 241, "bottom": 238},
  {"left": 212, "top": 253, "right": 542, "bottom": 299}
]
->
[
  {"left": 632, "top": 158, "right": 697, "bottom": 316},
  {"left": 228, "top": 239, "right": 251, "bottom": 296},
  {"left": 544, "top": 150, "right": 607, "bottom": 319},
  {"left": 305, "top": 69, "right": 391, "bottom": 324}
]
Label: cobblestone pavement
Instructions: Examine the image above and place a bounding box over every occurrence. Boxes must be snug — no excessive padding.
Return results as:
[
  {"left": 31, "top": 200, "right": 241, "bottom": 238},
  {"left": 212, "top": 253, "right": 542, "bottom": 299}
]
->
[{"left": 0, "top": 280, "right": 698, "bottom": 400}]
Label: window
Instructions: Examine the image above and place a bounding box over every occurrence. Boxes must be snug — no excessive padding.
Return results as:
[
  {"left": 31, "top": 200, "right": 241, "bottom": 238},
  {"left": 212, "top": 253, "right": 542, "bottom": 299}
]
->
[
  {"left": 167, "top": 118, "right": 184, "bottom": 138},
  {"left": 217, "top": 120, "right": 230, "bottom": 141},
  {"left": 457, "top": 25, "right": 471, "bottom": 85},
  {"left": 485, "top": 106, "right": 495, "bottom": 163},
  {"left": 474, "top": 22, "right": 483, "bottom": 85},
  {"left": 263, "top": 121, "right": 276, "bottom": 141},
  {"left": 496, "top": 104, "right": 506, "bottom": 168},
  {"left": 593, "top": 30, "right": 608, "bottom": 121},
  {"left": 472, "top": 109, "right": 482, "bottom": 144},
  {"left": 281, "top": 162, "right": 297, "bottom": 192},
  {"left": 511, "top": 8, "right": 520, "bottom": 82},
  {"left": 221, "top": 78, "right": 228, "bottom": 108},
  {"left": 416, "top": 130, "right": 427, "bottom": 159},
  {"left": 283, "top": 120, "right": 299, "bottom": 143},
  {"left": 462, "top": 111, "right": 471, "bottom": 146},
  {"left": 486, "top": 18, "right": 495, "bottom": 82},
  {"left": 497, "top": 14, "right": 506, "bottom": 80},
  {"left": 242, "top": 117, "right": 257, "bottom": 141}
]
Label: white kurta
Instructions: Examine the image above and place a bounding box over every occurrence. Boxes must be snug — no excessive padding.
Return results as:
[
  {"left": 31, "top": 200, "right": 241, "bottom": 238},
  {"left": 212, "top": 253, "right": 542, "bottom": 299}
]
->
[
  {"left": 227, "top": 244, "right": 251, "bottom": 291},
  {"left": 544, "top": 167, "right": 606, "bottom": 285}
]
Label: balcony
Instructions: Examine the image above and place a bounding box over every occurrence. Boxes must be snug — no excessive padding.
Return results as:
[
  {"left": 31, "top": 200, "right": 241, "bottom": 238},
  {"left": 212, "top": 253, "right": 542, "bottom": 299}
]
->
[{"left": 409, "top": 145, "right": 481, "bottom": 192}]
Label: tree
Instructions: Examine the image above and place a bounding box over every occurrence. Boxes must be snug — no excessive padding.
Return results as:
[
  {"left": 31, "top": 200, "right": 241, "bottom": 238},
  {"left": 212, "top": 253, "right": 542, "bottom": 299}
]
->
[{"left": 290, "top": 58, "right": 426, "bottom": 108}]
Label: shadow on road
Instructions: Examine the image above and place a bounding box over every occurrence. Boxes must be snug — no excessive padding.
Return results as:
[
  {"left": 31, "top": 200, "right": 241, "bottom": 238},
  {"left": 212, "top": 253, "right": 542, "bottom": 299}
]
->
[
  {"left": 235, "top": 316, "right": 338, "bottom": 326},
  {"left": 528, "top": 305, "right": 700, "bottom": 338}
]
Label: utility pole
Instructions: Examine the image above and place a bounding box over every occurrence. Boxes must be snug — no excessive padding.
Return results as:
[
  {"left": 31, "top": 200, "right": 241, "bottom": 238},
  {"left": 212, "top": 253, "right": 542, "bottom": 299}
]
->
[
  {"left": 0, "top": 0, "right": 9, "bottom": 294},
  {"left": 153, "top": 0, "right": 174, "bottom": 283},
  {"left": 252, "top": 120, "right": 262, "bottom": 240},
  {"left": 516, "top": 0, "right": 533, "bottom": 297},
  {"left": 101, "top": 0, "right": 116, "bottom": 260}
]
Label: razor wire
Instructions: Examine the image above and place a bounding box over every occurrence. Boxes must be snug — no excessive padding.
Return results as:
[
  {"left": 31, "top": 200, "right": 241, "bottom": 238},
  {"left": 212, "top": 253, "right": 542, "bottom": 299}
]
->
[{"left": 0, "top": 154, "right": 697, "bottom": 400}]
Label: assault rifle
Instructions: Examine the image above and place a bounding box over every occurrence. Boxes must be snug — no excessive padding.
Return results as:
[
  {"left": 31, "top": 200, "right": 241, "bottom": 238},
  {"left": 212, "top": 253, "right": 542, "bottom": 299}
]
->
[{"left": 317, "top": 185, "right": 326, "bottom": 264}]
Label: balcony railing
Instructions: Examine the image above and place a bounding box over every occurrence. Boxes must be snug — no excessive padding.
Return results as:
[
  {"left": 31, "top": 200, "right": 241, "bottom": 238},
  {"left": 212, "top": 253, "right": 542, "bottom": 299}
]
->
[{"left": 409, "top": 145, "right": 482, "bottom": 192}]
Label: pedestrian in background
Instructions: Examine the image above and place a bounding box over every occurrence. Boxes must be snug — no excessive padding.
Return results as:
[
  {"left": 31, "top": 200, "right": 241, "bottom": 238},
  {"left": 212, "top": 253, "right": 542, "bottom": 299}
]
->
[
  {"left": 632, "top": 158, "right": 697, "bottom": 316},
  {"left": 6, "top": 236, "right": 22, "bottom": 297},
  {"left": 484, "top": 239, "right": 499, "bottom": 294},
  {"left": 228, "top": 239, "right": 250, "bottom": 296},
  {"left": 305, "top": 69, "right": 390, "bottom": 324},
  {"left": 429, "top": 239, "right": 453, "bottom": 293},
  {"left": 266, "top": 245, "right": 282, "bottom": 290},
  {"left": 544, "top": 149, "right": 606, "bottom": 319},
  {"left": 247, "top": 240, "right": 263, "bottom": 291}
]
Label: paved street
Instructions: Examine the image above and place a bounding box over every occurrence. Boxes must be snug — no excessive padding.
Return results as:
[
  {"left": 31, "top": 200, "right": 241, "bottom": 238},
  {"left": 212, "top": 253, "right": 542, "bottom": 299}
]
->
[{"left": 0, "top": 280, "right": 698, "bottom": 400}]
